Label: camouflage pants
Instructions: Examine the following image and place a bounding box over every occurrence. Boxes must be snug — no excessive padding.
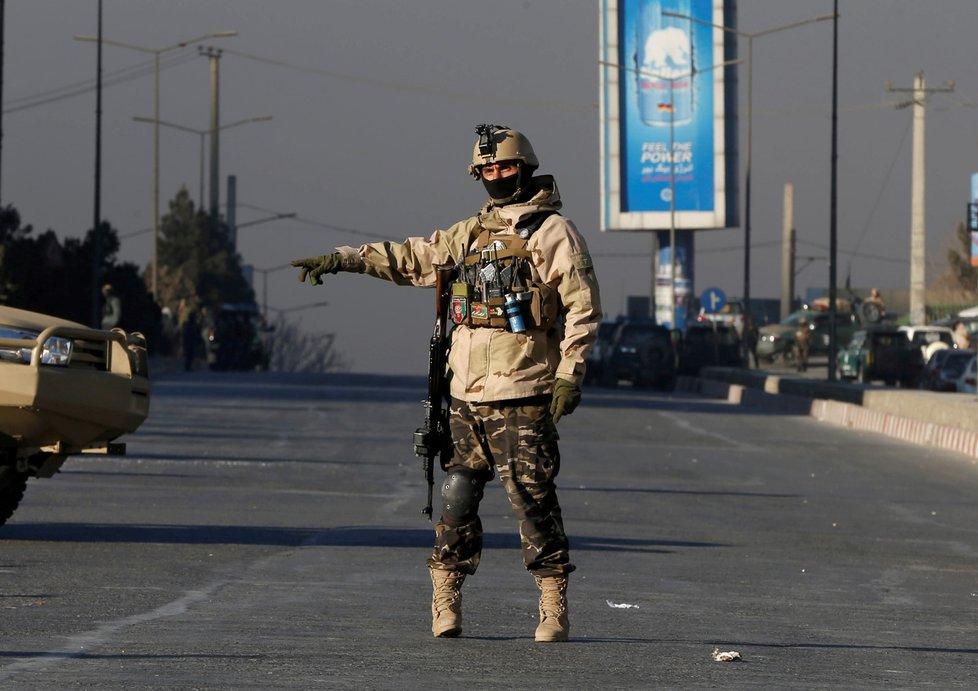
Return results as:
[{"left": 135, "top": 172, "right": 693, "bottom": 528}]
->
[{"left": 427, "top": 396, "right": 574, "bottom": 577}]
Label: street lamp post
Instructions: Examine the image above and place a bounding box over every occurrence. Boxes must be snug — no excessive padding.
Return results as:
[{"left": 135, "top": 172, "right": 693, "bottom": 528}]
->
[
  {"left": 132, "top": 115, "right": 272, "bottom": 209},
  {"left": 252, "top": 262, "right": 293, "bottom": 320},
  {"left": 74, "top": 31, "right": 237, "bottom": 298},
  {"left": 664, "top": 11, "right": 833, "bottom": 333}
]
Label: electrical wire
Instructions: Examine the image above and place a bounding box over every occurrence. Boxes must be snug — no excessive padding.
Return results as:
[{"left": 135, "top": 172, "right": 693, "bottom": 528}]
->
[{"left": 3, "top": 51, "right": 199, "bottom": 115}]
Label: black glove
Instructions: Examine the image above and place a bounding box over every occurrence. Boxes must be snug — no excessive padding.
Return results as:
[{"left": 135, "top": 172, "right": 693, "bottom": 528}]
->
[
  {"left": 291, "top": 253, "right": 343, "bottom": 286},
  {"left": 550, "top": 378, "right": 581, "bottom": 424}
]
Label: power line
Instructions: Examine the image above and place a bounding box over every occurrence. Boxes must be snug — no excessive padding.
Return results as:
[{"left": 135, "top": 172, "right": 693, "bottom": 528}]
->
[
  {"left": 3, "top": 51, "right": 197, "bottom": 114},
  {"left": 221, "top": 48, "right": 596, "bottom": 111}
]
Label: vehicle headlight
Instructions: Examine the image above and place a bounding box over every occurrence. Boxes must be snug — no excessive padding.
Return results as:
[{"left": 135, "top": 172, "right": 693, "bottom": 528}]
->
[
  {"left": 39, "top": 336, "right": 73, "bottom": 366},
  {"left": 0, "top": 326, "right": 73, "bottom": 366}
]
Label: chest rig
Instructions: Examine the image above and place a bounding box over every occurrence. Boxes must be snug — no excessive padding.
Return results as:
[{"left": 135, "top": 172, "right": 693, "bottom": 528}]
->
[{"left": 450, "top": 211, "right": 559, "bottom": 331}]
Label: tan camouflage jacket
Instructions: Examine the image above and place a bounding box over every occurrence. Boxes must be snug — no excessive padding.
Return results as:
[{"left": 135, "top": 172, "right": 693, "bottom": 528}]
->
[{"left": 335, "top": 176, "right": 602, "bottom": 403}]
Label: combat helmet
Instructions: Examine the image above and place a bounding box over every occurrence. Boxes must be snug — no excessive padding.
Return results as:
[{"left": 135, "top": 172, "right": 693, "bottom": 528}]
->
[{"left": 468, "top": 124, "right": 538, "bottom": 179}]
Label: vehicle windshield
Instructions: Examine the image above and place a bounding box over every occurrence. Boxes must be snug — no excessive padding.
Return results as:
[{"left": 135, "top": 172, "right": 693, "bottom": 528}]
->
[
  {"left": 620, "top": 326, "right": 667, "bottom": 349},
  {"left": 872, "top": 333, "right": 905, "bottom": 348},
  {"left": 780, "top": 311, "right": 815, "bottom": 327},
  {"left": 686, "top": 328, "right": 738, "bottom": 345}
]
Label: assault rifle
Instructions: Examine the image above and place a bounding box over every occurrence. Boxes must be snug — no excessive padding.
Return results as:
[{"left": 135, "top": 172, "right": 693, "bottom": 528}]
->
[{"left": 413, "top": 266, "right": 454, "bottom": 520}]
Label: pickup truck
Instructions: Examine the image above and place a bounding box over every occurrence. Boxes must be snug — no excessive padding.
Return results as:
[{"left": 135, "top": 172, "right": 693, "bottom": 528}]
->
[{"left": 0, "top": 305, "right": 151, "bottom": 526}]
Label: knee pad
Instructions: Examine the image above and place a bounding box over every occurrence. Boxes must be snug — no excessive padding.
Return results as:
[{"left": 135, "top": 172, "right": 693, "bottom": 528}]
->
[{"left": 441, "top": 467, "right": 485, "bottom": 522}]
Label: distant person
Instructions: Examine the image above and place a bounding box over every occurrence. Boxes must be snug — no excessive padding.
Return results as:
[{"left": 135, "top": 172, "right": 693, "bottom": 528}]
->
[
  {"left": 182, "top": 309, "right": 200, "bottom": 372},
  {"left": 794, "top": 317, "right": 811, "bottom": 372},
  {"left": 100, "top": 284, "right": 122, "bottom": 330},
  {"left": 951, "top": 320, "right": 971, "bottom": 350},
  {"left": 745, "top": 315, "right": 760, "bottom": 369},
  {"left": 291, "top": 124, "right": 601, "bottom": 642}
]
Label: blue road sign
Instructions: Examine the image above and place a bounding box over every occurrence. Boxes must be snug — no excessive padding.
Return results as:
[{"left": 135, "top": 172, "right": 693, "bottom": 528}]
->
[{"left": 700, "top": 287, "right": 727, "bottom": 314}]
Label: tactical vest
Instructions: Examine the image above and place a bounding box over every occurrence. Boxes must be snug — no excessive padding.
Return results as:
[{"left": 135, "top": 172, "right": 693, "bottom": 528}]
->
[{"left": 449, "top": 213, "right": 560, "bottom": 331}]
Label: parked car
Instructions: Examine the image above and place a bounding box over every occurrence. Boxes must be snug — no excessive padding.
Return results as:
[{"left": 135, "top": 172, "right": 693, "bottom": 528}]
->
[
  {"left": 584, "top": 319, "right": 619, "bottom": 386},
  {"left": 897, "top": 325, "right": 955, "bottom": 362},
  {"left": 918, "top": 348, "right": 974, "bottom": 392},
  {"left": 0, "top": 305, "right": 150, "bottom": 526},
  {"left": 694, "top": 300, "right": 746, "bottom": 338},
  {"left": 953, "top": 353, "right": 977, "bottom": 394},
  {"left": 601, "top": 320, "right": 676, "bottom": 390},
  {"left": 203, "top": 303, "right": 272, "bottom": 371},
  {"left": 758, "top": 308, "right": 858, "bottom": 363},
  {"left": 677, "top": 323, "right": 744, "bottom": 375},
  {"left": 836, "top": 327, "right": 922, "bottom": 386}
]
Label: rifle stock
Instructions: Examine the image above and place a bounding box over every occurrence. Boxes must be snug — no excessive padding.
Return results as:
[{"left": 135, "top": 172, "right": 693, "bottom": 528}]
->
[{"left": 413, "top": 266, "right": 453, "bottom": 520}]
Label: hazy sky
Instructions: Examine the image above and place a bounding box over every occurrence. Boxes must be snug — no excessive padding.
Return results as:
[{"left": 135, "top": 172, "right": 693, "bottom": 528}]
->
[{"left": 4, "top": 1, "right": 978, "bottom": 373}]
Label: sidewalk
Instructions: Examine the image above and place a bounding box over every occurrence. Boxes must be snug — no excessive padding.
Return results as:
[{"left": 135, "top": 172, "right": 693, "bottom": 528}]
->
[{"left": 681, "top": 356, "right": 978, "bottom": 460}]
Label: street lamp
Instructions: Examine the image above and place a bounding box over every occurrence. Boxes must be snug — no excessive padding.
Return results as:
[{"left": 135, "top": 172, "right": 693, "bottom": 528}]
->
[
  {"left": 252, "top": 262, "right": 294, "bottom": 320},
  {"left": 74, "top": 30, "right": 237, "bottom": 298},
  {"left": 664, "top": 11, "right": 833, "bottom": 332},
  {"left": 132, "top": 115, "right": 272, "bottom": 209}
]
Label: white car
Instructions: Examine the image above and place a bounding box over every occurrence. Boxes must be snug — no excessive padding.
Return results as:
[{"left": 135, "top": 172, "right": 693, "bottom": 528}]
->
[{"left": 898, "top": 325, "right": 955, "bottom": 361}]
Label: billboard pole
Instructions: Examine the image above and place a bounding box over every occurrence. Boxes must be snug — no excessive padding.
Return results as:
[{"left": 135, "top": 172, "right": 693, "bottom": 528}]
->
[{"left": 665, "top": 8, "right": 833, "bottom": 333}]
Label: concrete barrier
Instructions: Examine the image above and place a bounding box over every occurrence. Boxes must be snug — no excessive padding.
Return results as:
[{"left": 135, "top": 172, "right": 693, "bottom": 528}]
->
[{"left": 683, "top": 368, "right": 978, "bottom": 461}]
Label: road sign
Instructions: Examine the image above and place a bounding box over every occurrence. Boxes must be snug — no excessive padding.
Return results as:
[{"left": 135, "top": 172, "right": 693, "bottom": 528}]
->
[{"left": 700, "top": 287, "right": 727, "bottom": 313}]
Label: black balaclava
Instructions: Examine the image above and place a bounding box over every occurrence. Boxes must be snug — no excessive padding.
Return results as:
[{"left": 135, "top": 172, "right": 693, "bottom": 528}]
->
[{"left": 482, "top": 163, "right": 538, "bottom": 205}]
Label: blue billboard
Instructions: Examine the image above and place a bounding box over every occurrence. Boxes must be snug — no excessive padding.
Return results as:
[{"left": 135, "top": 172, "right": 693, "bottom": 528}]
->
[{"left": 600, "top": 0, "right": 737, "bottom": 231}]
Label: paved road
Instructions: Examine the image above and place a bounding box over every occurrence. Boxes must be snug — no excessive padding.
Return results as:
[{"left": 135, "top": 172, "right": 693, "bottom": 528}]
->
[{"left": 2, "top": 371, "right": 976, "bottom": 689}]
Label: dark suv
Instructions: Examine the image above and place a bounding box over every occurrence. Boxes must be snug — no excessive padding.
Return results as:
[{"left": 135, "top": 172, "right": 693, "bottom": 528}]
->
[
  {"left": 204, "top": 303, "right": 272, "bottom": 372},
  {"left": 836, "top": 327, "right": 922, "bottom": 387},
  {"left": 677, "top": 323, "right": 745, "bottom": 375},
  {"left": 600, "top": 320, "right": 677, "bottom": 390}
]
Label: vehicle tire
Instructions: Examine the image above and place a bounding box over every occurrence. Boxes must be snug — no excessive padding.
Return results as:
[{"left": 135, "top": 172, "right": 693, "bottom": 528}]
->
[
  {"left": 0, "top": 467, "right": 28, "bottom": 527},
  {"left": 860, "top": 301, "right": 883, "bottom": 324}
]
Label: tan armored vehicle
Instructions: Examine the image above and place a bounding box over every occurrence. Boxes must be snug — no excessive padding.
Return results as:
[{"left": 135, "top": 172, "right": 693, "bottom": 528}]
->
[{"left": 0, "top": 305, "right": 151, "bottom": 526}]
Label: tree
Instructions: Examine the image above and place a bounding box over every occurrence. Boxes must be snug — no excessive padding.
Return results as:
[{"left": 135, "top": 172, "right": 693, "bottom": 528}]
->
[
  {"left": 268, "top": 316, "right": 349, "bottom": 373},
  {"left": 157, "top": 187, "right": 254, "bottom": 313},
  {"left": 931, "top": 220, "right": 978, "bottom": 302},
  {"left": 946, "top": 220, "right": 977, "bottom": 293}
]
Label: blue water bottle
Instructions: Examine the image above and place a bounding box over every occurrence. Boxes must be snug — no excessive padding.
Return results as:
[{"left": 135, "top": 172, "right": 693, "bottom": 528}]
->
[{"left": 505, "top": 293, "right": 526, "bottom": 333}]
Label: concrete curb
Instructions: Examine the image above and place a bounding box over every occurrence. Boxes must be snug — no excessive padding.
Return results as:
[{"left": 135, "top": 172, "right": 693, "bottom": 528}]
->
[{"left": 680, "top": 370, "right": 978, "bottom": 461}]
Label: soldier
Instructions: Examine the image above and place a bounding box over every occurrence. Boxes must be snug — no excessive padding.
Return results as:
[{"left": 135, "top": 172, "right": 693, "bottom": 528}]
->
[
  {"left": 291, "top": 124, "right": 602, "bottom": 642},
  {"left": 100, "top": 283, "right": 122, "bottom": 330},
  {"left": 794, "top": 317, "right": 811, "bottom": 372}
]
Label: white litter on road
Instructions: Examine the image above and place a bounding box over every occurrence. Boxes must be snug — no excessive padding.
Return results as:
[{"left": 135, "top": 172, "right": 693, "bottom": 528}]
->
[
  {"left": 606, "top": 600, "right": 640, "bottom": 609},
  {"left": 712, "top": 648, "right": 742, "bottom": 662}
]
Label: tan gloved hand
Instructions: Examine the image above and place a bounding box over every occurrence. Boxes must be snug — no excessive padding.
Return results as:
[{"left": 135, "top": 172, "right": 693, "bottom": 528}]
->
[
  {"left": 291, "top": 253, "right": 343, "bottom": 286},
  {"left": 550, "top": 378, "right": 581, "bottom": 424}
]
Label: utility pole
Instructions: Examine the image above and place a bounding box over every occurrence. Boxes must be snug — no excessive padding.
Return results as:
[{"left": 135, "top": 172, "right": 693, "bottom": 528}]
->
[
  {"left": 885, "top": 71, "right": 954, "bottom": 325},
  {"left": 91, "top": 0, "right": 103, "bottom": 328},
  {"left": 781, "top": 182, "right": 794, "bottom": 320},
  {"left": 0, "top": 0, "right": 5, "bottom": 209},
  {"left": 200, "top": 46, "right": 223, "bottom": 220},
  {"left": 227, "top": 174, "right": 237, "bottom": 249}
]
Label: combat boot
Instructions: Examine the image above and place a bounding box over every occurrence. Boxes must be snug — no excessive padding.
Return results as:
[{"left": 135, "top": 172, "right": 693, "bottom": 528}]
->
[
  {"left": 534, "top": 574, "right": 570, "bottom": 642},
  {"left": 430, "top": 568, "right": 465, "bottom": 638}
]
